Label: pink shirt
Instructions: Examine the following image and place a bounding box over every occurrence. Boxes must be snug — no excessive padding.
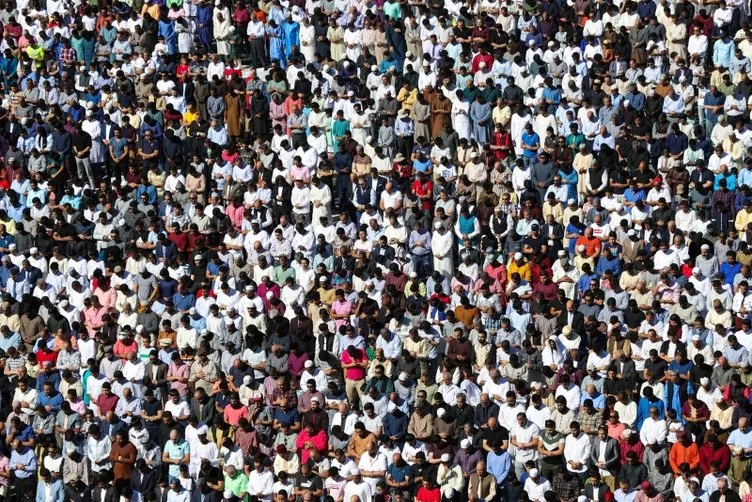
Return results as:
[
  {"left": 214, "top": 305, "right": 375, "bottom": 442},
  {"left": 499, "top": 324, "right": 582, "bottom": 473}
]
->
[
  {"left": 168, "top": 362, "right": 190, "bottom": 396},
  {"left": 288, "top": 352, "right": 308, "bottom": 377},
  {"left": 67, "top": 398, "right": 87, "bottom": 415},
  {"left": 289, "top": 166, "right": 311, "bottom": 182},
  {"left": 331, "top": 300, "right": 352, "bottom": 329},
  {"left": 83, "top": 306, "right": 108, "bottom": 335},
  {"left": 0, "top": 456, "right": 8, "bottom": 486},
  {"left": 226, "top": 204, "right": 245, "bottom": 230}
]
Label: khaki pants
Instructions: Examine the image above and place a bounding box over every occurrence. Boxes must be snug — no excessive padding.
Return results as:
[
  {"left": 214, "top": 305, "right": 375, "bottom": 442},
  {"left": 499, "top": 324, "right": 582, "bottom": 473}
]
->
[{"left": 345, "top": 378, "right": 365, "bottom": 405}]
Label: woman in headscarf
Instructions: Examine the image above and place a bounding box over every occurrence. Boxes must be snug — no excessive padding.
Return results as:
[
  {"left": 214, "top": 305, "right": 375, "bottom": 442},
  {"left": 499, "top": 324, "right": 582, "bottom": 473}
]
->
[
  {"left": 299, "top": 16, "right": 316, "bottom": 62},
  {"left": 451, "top": 89, "right": 471, "bottom": 141},
  {"left": 542, "top": 334, "right": 568, "bottom": 379}
]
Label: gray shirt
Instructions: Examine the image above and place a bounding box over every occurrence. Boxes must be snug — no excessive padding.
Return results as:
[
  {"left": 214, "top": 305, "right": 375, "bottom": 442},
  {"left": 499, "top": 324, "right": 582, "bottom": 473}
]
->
[{"left": 135, "top": 274, "right": 158, "bottom": 303}]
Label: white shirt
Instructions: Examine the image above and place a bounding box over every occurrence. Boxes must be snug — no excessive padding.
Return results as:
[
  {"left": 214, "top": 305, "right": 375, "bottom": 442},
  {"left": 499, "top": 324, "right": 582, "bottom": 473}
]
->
[
  {"left": 510, "top": 421, "right": 540, "bottom": 461},
  {"left": 523, "top": 477, "right": 552, "bottom": 502},
  {"left": 344, "top": 480, "right": 373, "bottom": 502},
  {"left": 555, "top": 384, "right": 582, "bottom": 410},
  {"left": 247, "top": 469, "right": 275, "bottom": 502},
  {"left": 564, "top": 432, "right": 591, "bottom": 473},
  {"left": 499, "top": 403, "right": 527, "bottom": 432},
  {"left": 639, "top": 417, "right": 668, "bottom": 445},
  {"left": 358, "top": 452, "right": 388, "bottom": 491}
]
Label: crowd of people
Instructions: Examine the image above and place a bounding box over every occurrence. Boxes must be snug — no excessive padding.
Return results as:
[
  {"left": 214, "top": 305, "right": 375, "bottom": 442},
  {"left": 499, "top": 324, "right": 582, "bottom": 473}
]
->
[{"left": 9, "top": 0, "right": 752, "bottom": 500}]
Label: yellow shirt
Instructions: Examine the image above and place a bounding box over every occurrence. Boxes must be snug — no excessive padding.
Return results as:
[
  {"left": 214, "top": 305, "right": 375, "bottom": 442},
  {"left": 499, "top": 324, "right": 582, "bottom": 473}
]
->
[
  {"left": 183, "top": 110, "right": 199, "bottom": 129},
  {"left": 507, "top": 260, "right": 532, "bottom": 282},
  {"left": 736, "top": 208, "right": 752, "bottom": 232}
]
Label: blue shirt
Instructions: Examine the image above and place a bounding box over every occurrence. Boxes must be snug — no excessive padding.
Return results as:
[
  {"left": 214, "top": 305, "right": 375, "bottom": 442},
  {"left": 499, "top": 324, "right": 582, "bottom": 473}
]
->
[
  {"left": 487, "top": 450, "right": 511, "bottom": 484},
  {"left": 164, "top": 439, "right": 190, "bottom": 477},
  {"left": 729, "top": 428, "right": 752, "bottom": 453},
  {"left": 720, "top": 261, "right": 742, "bottom": 286},
  {"left": 667, "top": 132, "right": 688, "bottom": 156},
  {"left": 580, "top": 391, "right": 606, "bottom": 409},
  {"left": 566, "top": 222, "right": 586, "bottom": 254},
  {"left": 189, "top": 316, "right": 207, "bottom": 333},
  {"left": 171, "top": 291, "right": 195, "bottom": 311},
  {"left": 635, "top": 397, "right": 665, "bottom": 430},
  {"left": 383, "top": 411, "right": 408, "bottom": 441},
  {"left": 724, "top": 343, "right": 748, "bottom": 365},
  {"left": 0, "top": 332, "right": 22, "bottom": 352},
  {"left": 136, "top": 184, "right": 158, "bottom": 205},
  {"left": 521, "top": 132, "right": 540, "bottom": 158},
  {"left": 9, "top": 446, "right": 37, "bottom": 478},
  {"left": 0, "top": 233, "right": 14, "bottom": 250},
  {"left": 387, "top": 462, "right": 413, "bottom": 483},
  {"left": 36, "top": 371, "right": 61, "bottom": 392},
  {"left": 60, "top": 194, "right": 82, "bottom": 210},
  {"left": 14, "top": 424, "right": 36, "bottom": 443},
  {"left": 412, "top": 158, "right": 432, "bottom": 174},
  {"left": 37, "top": 391, "right": 64, "bottom": 413},
  {"left": 668, "top": 359, "right": 693, "bottom": 376},
  {"left": 704, "top": 91, "right": 726, "bottom": 118},
  {"left": 274, "top": 408, "right": 301, "bottom": 427},
  {"left": 623, "top": 188, "right": 645, "bottom": 213}
]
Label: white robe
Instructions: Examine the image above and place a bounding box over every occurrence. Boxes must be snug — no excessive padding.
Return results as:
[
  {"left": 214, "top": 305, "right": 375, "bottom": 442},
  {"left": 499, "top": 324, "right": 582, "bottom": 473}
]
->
[
  {"left": 344, "top": 28, "right": 361, "bottom": 62},
  {"left": 299, "top": 23, "right": 316, "bottom": 62},
  {"left": 432, "top": 230, "right": 454, "bottom": 278},
  {"left": 451, "top": 99, "right": 471, "bottom": 141}
]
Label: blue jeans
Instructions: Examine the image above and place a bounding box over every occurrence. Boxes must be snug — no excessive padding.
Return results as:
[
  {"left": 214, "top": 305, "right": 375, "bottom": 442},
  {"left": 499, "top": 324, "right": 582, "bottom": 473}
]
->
[{"left": 411, "top": 253, "right": 431, "bottom": 277}]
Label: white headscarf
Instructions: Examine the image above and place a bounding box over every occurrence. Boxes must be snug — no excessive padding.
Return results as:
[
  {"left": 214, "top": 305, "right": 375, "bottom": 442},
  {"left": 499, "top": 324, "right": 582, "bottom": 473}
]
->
[{"left": 542, "top": 335, "right": 567, "bottom": 367}]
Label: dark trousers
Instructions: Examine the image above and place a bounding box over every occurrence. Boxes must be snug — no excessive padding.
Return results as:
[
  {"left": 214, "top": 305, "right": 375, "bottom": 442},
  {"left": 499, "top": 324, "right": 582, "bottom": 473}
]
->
[{"left": 14, "top": 475, "right": 36, "bottom": 501}]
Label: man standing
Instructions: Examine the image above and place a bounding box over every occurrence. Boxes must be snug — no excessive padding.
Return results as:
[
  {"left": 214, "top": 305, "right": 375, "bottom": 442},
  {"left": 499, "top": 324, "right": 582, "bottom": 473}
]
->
[
  {"left": 109, "top": 431, "right": 137, "bottom": 485},
  {"left": 468, "top": 460, "right": 497, "bottom": 502}
]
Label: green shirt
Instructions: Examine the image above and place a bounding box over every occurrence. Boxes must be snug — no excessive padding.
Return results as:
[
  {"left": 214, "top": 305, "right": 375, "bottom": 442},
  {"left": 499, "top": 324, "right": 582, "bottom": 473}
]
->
[
  {"left": 566, "top": 132, "right": 586, "bottom": 152},
  {"left": 275, "top": 265, "right": 296, "bottom": 286},
  {"left": 224, "top": 472, "right": 249, "bottom": 497},
  {"left": 383, "top": 1, "right": 402, "bottom": 20}
]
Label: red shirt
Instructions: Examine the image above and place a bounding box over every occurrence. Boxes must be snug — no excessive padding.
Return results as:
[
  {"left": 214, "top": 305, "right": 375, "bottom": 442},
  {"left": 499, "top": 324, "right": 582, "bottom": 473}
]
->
[
  {"left": 698, "top": 442, "right": 731, "bottom": 475},
  {"left": 97, "top": 392, "right": 119, "bottom": 415},
  {"left": 416, "top": 486, "right": 441, "bottom": 502},
  {"left": 35, "top": 350, "right": 58, "bottom": 367},
  {"left": 471, "top": 52, "right": 494, "bottom": 73},
  {"left": 341, "top": 349, "right": 367, "bottom": 381},
  {"left": 113, "top": 339, "right": 138, "bottom": 360},
  {"left": 168, "top": 231, "right": 189, "bottom": 252},
  {"left": 411, "top": 180, "right": 433, "bottom": 210},
  {"left": 492, "top": 131, "right": 512, "bottom": 160}
]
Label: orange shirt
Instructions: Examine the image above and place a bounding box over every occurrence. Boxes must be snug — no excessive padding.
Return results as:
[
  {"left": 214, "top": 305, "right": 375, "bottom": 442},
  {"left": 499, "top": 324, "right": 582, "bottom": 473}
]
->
[
  {"left": 668, "top": 441, "right": 700, "bottom": 475},
  {"left": 576, "top": 235, "right": 602, "bottom": 257}
]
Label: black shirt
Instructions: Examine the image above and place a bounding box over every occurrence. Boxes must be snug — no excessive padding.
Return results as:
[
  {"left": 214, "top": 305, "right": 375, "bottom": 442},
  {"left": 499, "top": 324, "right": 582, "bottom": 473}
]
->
[
  {"left": 482, "top": 425, "right": 509, "bottom": 447},
  {"left": 71, "top": 132, "right": 92, "bottom": 155},
  {"left": 296, "top": 472, "right": 323, "bottom": 494}
]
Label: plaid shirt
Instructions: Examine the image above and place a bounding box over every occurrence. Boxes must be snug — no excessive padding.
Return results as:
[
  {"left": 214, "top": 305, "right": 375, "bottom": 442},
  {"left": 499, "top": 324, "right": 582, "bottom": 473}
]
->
[
  {"left": 553, "top": 474, "right": 582, "bottom": 502},
  {"left": 60, "top": 47, "right": 77, "bottom": 65},
  {"left": 271, "top": 388, "right": 298, "bottom": 410},
  {"left": 481, "top": 312, "right": 502, "bottom": 334},
  {"left": 579, "top": 409, "right": 603, "bottom": 435}
]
